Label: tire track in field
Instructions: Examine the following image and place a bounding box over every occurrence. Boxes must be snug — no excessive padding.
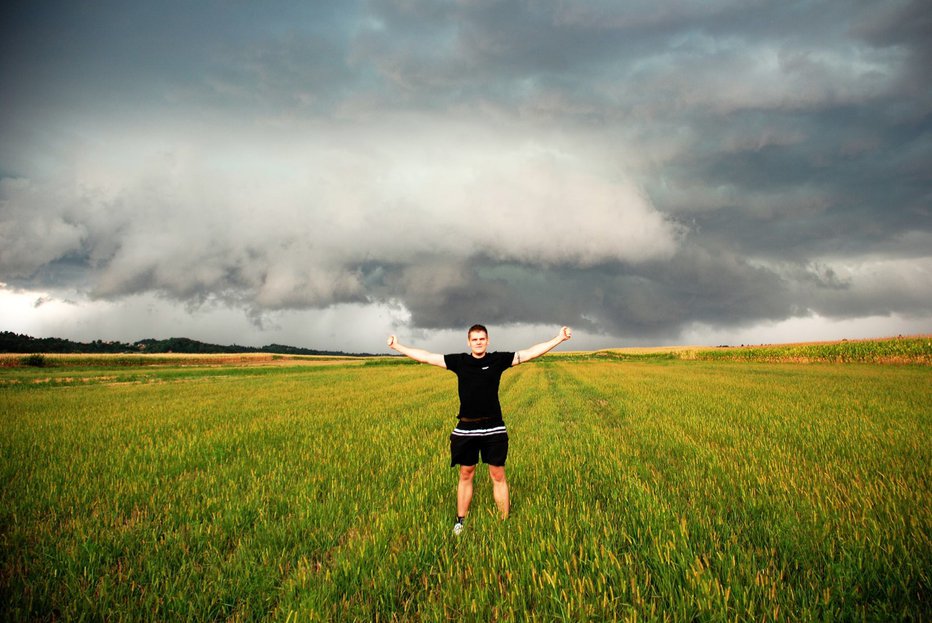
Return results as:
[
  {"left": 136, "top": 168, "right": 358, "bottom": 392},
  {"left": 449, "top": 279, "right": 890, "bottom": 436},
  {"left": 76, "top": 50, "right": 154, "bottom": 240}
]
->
[
  {"left": 271, "top": 364, "right": 464, "bottom": 619},
  {"left": 529, "top": 360, "right": 751, "bottom": 614},
  {"left": 493, "top": 361, "right": 705, "bottom": 616},
  {"left": 542, "top": 360, "right": 932, "bottom": 619}
]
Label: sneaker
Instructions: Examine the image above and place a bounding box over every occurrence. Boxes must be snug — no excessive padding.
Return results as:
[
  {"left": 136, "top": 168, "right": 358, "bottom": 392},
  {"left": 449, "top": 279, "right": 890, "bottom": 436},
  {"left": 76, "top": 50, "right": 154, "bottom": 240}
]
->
[{"left": 452, "top": 521, "right": 464, "bottom": 536}]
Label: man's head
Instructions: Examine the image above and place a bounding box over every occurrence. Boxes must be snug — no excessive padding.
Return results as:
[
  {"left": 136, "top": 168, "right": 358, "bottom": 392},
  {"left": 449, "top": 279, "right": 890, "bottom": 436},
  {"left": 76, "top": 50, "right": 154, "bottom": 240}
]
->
[{"left": 467, "top": 324, "right": 489, "bottom": 358}]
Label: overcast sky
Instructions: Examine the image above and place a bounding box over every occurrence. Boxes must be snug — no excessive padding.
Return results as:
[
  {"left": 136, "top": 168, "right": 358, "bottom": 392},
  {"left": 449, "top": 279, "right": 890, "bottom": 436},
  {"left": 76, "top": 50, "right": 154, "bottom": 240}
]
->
[{"left": 1, "top": 0, "right": 930, "bottom": 353}]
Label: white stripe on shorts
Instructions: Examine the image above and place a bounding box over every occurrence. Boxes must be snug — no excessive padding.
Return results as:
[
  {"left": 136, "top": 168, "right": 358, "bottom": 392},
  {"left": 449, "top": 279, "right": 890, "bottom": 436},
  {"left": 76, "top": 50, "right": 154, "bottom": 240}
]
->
[{"left": 451, "top": 425, "right": 507, "bottom": 437}]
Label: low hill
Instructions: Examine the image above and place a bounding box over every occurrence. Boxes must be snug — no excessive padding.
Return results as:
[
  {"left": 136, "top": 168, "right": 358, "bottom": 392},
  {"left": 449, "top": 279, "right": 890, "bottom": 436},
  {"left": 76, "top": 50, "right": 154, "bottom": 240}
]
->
[{"left": 0, "top": 331, "right": 371, "bottom": 357}]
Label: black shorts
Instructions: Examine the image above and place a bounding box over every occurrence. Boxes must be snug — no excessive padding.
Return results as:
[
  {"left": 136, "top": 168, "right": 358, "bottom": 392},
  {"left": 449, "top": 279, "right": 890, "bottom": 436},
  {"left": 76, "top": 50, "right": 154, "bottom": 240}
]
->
[{"left": 450, "top": 425, "right": 509, "bottom": 467}]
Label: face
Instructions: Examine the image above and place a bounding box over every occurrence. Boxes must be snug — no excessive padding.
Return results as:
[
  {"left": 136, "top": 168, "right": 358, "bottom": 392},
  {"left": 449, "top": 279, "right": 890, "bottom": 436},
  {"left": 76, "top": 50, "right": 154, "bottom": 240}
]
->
[{"left": 467, "top": 330, "right": 489, "bottom": 358}]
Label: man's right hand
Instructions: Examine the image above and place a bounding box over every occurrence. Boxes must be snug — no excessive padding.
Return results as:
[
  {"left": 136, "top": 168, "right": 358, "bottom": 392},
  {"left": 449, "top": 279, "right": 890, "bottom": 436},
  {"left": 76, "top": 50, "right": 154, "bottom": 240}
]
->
[{"left": 385, "top": 336, "right": 446, "bottom": 367}]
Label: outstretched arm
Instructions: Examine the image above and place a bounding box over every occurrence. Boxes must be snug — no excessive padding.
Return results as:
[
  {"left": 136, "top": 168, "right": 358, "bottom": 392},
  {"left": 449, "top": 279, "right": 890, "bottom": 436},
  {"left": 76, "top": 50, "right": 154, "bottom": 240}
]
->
[
  {"left": 512, "top": 326, "right": 572, "bottom": 366},
  {"left": 387, "top": 335, "right": 447, "bottom": 368}
]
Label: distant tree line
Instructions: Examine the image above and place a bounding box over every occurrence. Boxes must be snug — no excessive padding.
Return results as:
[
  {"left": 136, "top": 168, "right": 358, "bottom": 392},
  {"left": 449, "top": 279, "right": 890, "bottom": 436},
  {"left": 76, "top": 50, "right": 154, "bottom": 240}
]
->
[{"left": 0, "top": 331, "right": 369, "bottom": 356}]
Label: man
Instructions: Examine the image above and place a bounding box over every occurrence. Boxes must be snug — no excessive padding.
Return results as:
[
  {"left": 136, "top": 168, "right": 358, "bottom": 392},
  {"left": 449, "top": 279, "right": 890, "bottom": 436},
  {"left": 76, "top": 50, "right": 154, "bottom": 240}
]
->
[{"left": 387, "top": 324, "right": 572, "bottom": 534}]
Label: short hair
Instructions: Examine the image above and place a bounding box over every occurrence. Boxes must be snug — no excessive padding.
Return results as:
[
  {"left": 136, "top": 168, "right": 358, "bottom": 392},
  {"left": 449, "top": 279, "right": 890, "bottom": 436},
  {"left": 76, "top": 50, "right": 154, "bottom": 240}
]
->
[{"left": 467, "top": 324, "right": 488, "bottom": 337}]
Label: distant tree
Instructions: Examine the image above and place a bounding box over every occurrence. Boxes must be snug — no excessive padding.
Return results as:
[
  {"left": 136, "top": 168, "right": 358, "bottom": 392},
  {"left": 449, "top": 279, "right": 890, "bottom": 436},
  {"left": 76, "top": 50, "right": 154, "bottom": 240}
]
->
[
  {"left": 22, "top": 354, "right": 47, "bottom": 367},
  {"left": 1, "top": 330, "right": 369, "bottom": 356}
]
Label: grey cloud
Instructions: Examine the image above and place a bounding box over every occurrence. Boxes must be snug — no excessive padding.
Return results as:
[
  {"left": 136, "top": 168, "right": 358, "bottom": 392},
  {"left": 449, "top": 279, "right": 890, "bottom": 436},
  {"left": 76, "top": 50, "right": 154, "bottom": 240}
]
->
[
  {"left": 0, "top": 179, "right": 89, "bottom": 277},
  {"left": 1, "top": 0, "right": 930, "bottom": 345},
  {"left": 377, "top": 248, "right": 792, "bottom": 340},
  {"left": 852, "top": 0, "right": 932, "bottom": 82},
  {"left": 792, "top": 257, "right": 932, "bottom": 320},
  {"left": 654, "top": 105, "right": 932, "bottom": 260},
  {"left": 1, "top": 123, "right": 682, "bottom": 312},
  {"left": 592, "top": 249, "right": 794, "bottom": 337},
  {"left": 345, "top": 1, "right": 920, "bottom": 117}
]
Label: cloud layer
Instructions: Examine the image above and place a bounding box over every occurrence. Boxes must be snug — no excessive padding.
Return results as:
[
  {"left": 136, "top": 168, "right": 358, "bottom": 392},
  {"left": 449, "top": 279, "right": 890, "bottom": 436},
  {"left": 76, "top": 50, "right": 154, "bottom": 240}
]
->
[{"left": 1, "top": 0, "right": 930, "bottom": 346}]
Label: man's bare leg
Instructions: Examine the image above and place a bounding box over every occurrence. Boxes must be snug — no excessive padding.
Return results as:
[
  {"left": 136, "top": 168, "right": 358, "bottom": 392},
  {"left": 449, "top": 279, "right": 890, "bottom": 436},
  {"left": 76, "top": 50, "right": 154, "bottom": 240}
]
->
[
  {"left": 489, "top": 465, "right": 509, "bottom": 519},
  {"left": 457, "top": 465, "right": 476, "bottom": 518}
]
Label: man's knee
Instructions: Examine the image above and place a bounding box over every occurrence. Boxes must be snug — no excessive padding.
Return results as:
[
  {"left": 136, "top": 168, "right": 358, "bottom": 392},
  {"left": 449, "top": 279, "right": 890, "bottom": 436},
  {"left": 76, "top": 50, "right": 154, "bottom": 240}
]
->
[
  {"left": 488, "top": 465, "right": 506, "bottom": 482},
  {"left": 459, "top": 465, "right": 476, "bottom": 481}
]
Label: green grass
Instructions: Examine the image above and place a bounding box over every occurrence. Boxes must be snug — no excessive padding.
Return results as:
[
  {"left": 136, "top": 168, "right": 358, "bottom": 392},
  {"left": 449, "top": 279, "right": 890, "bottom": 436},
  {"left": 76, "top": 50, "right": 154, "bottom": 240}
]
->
[{"left": 2, "top": 357, "right": 930, "bottom": 621}]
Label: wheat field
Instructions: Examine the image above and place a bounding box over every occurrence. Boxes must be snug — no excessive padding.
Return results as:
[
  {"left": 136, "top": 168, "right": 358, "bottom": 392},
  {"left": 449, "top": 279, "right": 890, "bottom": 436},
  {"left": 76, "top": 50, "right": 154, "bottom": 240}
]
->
[{"left": 2, "top": 355, "right": 930, "bottom": 620}]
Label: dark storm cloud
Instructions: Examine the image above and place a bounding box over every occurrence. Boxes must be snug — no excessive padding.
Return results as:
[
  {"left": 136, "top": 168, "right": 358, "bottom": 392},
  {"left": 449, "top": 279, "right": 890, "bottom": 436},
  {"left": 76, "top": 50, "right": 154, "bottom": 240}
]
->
[
  {"left": 387, "top": 249, "right": 794, "bottom": 340},
  {"left": 1, "top": 0, "right": 930, "bottom": 343},
  {"left": 651, "top": 105, "right": 932, "bottom": 260}
]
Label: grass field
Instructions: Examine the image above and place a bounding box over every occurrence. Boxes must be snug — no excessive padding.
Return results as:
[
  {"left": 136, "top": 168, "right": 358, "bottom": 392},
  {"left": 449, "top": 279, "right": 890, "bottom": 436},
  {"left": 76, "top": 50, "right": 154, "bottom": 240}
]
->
[{"left": 1, "top": 350, "right": 930, "bottom": 621}]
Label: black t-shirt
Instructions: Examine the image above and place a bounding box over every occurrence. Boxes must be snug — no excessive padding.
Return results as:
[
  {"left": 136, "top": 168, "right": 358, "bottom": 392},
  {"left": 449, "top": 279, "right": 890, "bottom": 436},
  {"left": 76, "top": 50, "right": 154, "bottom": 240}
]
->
[{"left": 443, "top": 351, "right": 515, "bottom": 420}]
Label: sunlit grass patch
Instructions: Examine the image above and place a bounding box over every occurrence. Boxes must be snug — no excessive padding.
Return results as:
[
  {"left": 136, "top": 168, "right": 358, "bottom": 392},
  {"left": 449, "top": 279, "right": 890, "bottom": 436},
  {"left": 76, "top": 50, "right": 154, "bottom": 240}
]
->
[{"left": 2, "top": 357, "right": 929, "bottom": 620}]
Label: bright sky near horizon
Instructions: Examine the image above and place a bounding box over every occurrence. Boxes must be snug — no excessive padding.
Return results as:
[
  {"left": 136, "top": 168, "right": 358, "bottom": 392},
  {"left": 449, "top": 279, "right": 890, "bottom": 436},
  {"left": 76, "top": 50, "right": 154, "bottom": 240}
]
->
[{"left": 1, "top": 1, "right": 930, "bottom": 354}]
